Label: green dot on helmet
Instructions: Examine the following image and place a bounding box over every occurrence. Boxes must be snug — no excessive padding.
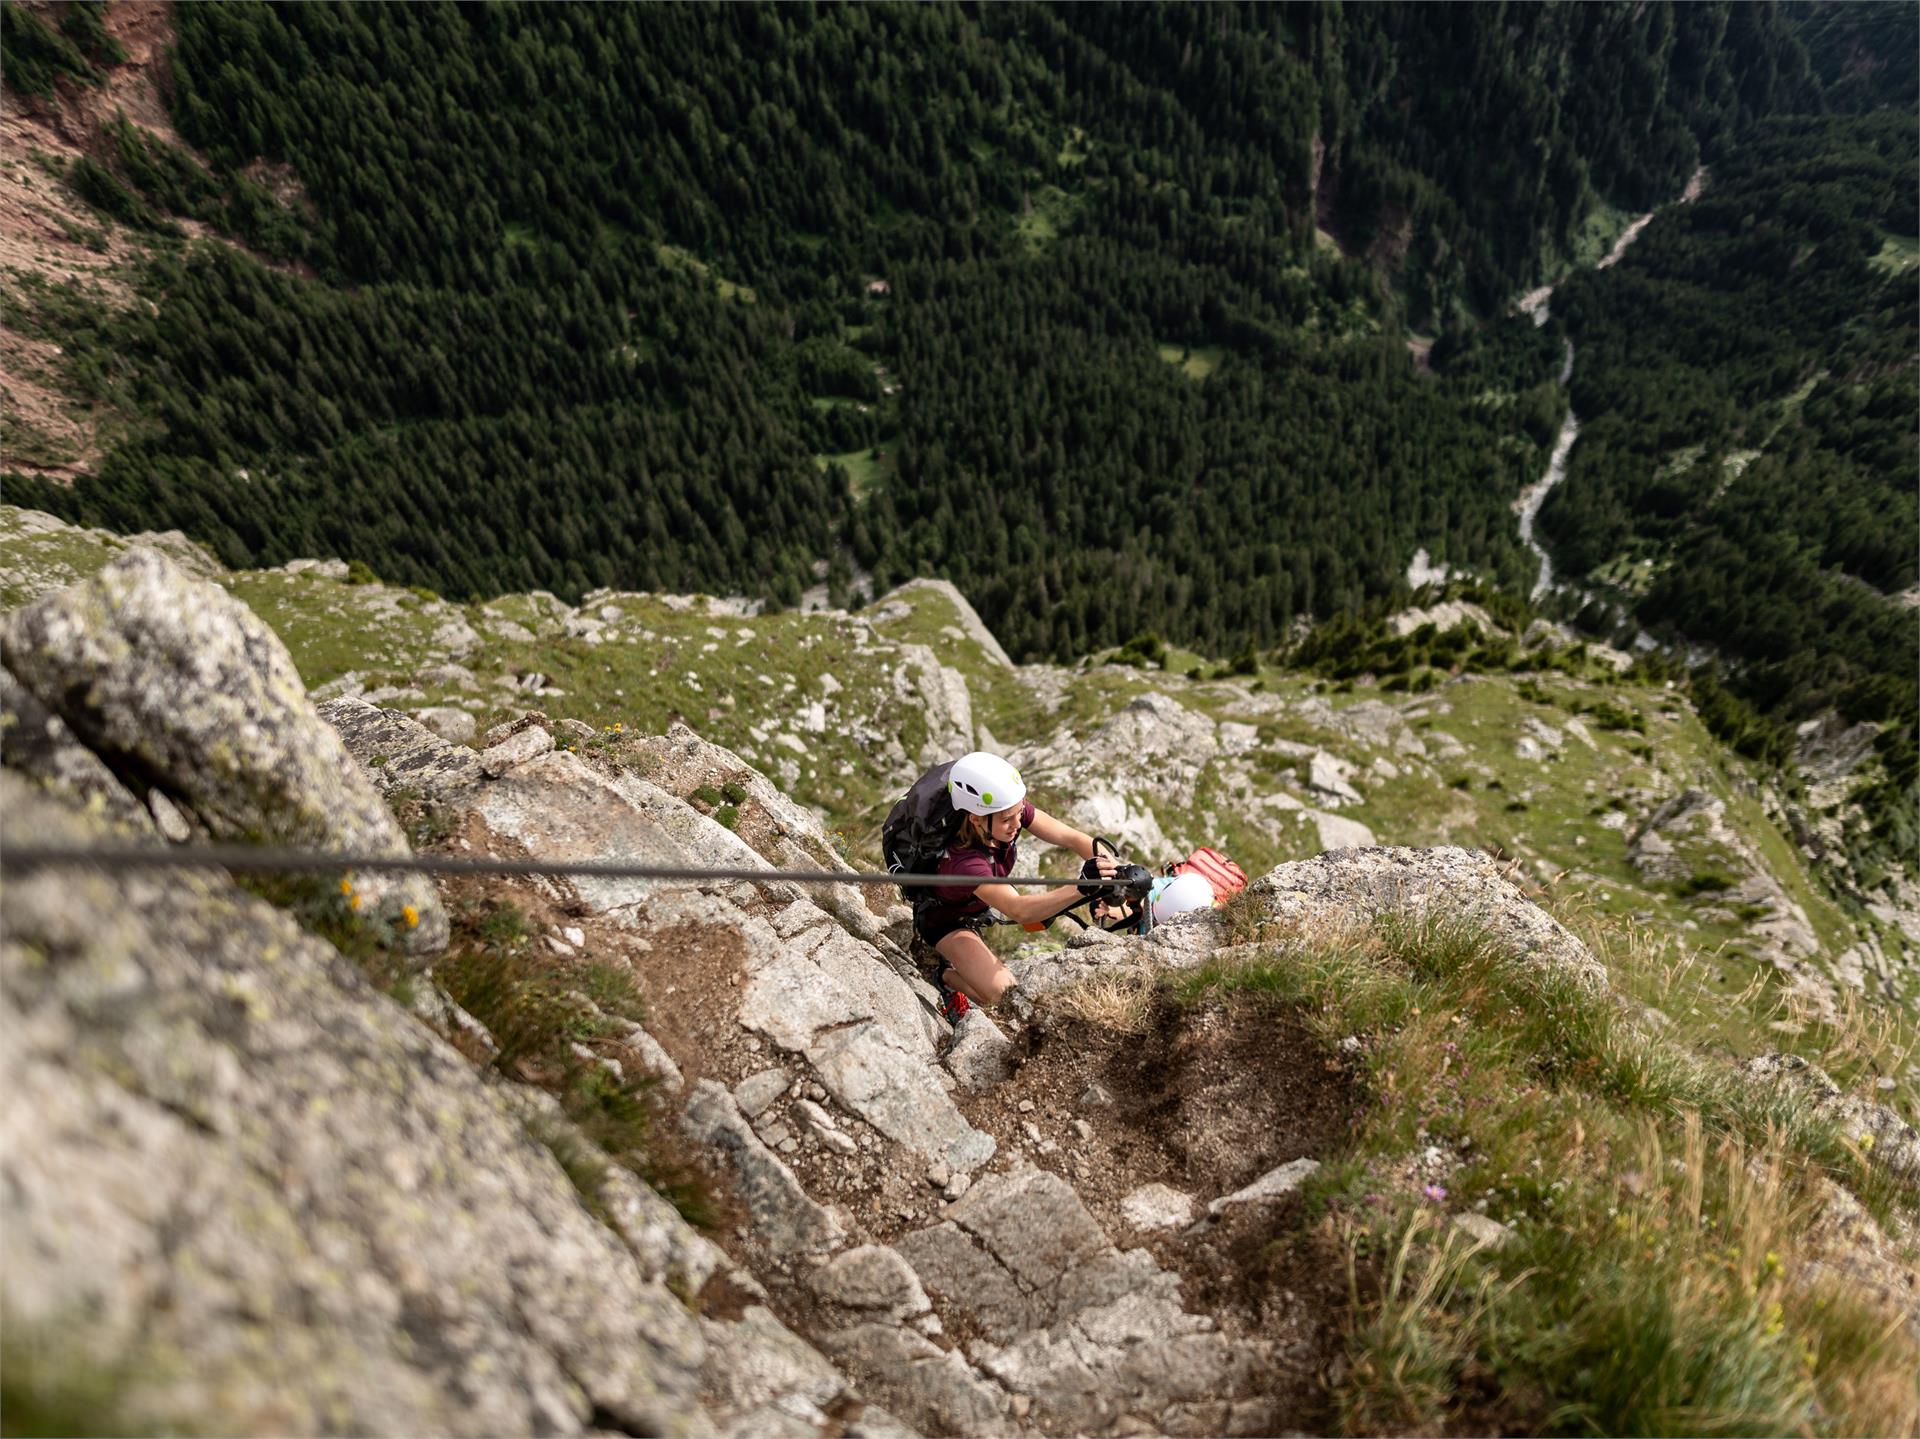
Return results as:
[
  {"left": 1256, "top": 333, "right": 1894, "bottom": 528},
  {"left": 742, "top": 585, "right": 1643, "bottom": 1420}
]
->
[{"left": 982, "top": 791, "right": 993, "bottom": 805}]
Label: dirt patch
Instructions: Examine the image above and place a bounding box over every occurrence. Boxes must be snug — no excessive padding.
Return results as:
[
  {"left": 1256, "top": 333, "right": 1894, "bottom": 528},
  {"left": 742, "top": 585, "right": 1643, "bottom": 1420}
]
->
[
  {"left": 957, "top": 990, "right": 1368, "bottom": 1424},
  {"left": 969, "top": 993, "right": 1361, "bottom": 1223}
]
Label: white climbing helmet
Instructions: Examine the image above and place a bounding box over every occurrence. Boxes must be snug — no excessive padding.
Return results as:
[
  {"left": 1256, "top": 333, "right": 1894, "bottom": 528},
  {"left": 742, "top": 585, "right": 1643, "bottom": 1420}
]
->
[
  {"left": 1151, "top": 871, "right": 1216, "bottom": 922},
  {"left": 947, "top": 751, "right": 1026, "bottom": 815}
]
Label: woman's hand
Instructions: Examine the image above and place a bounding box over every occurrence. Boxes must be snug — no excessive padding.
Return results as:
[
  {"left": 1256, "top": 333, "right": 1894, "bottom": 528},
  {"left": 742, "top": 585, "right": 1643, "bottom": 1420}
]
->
[{"left": 1076, "top": 853, "right": 1121, "bottom": 893}]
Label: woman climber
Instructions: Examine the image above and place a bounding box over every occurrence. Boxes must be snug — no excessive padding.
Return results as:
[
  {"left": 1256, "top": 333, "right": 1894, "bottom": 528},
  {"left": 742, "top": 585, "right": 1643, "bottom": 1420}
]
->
[{"left": 907, "top": 751, "right": 1119, "bottom": 1022}]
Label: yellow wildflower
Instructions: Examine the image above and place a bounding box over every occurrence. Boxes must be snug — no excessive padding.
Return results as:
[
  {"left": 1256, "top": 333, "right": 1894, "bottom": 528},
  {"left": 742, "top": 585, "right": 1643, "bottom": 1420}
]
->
[
  {"left": 402, "top": 905, "right": 420, "bottom": 929},
  {"left": 339, "top": 877, "right": 354, "bottom": 896},
  {"left": 1858, "top": 1132, "right": 1876, "bottom": 1151},
  {"left": 349, "top": 893, "right": 362, "bottom": 912}
]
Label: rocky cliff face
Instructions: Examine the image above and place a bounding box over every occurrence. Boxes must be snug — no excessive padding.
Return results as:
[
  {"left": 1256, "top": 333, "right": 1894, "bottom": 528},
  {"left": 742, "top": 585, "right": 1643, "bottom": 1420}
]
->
[{"left": 4, "top": 525, "right": 1916, "bottom": 1435}]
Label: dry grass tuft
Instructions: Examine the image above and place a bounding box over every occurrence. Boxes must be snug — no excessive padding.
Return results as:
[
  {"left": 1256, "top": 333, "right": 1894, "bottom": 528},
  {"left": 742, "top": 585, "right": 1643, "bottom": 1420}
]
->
[{"left": 1052, "top": 968, "right": 1157, "bottom": 1035}]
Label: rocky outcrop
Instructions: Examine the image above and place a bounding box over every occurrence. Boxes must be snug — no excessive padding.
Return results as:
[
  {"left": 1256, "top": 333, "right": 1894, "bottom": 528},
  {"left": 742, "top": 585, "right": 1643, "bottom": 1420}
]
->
[
  {"left": 1249, "top": 845, "right": 1608, "bottom": 988},
  {"left": 1014, "top": 845, "right": 1608, "bottom": 1000},
  {"left": 636, "top": 721, "right": 909, "bottom": 950},
  {"left": 896, "top": 1166, "right": 1282, "bottom": 1435},
  {"left": 1386, "top": 599, "right": 1494, "bottom": 638},
  {"left": 1742, "top": 1054, "right": 1920, "bottom": 1193},
  {"left": 2, "top": 549, "right": 445, "bottom": 951},
  {"left": 0, "top": 776, "right": 708, "bottom": 1438},
  {"left": 893, "top": 643, "right": 976, "bottom": 767},
  {"left": 1015, "top": 693, "right": 1218, "bottom": 859},
  {"left": 871, "top": 578, "right": 1015, "bottom": 668},
  {"left": 1630, "top": 789, "right": 1824, "bottom": 994}
]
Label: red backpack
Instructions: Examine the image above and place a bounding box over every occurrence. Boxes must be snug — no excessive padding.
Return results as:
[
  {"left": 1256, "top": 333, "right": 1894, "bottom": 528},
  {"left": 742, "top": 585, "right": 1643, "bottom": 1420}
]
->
[{"left": 1168, "top": 847, "right": 1248, "bottom": 904}]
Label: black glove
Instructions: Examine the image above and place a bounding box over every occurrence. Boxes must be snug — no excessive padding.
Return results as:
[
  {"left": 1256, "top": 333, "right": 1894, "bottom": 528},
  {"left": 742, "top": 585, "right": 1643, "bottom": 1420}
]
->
[{"left": 1077, "top": 857, "right": 1109, "bottom": 896}]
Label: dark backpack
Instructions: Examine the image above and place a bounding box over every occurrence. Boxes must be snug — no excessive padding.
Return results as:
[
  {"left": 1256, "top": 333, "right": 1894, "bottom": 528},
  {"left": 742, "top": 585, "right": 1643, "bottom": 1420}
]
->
[{"left": 881, "top": 760, "right": 964, "bottom": 902}]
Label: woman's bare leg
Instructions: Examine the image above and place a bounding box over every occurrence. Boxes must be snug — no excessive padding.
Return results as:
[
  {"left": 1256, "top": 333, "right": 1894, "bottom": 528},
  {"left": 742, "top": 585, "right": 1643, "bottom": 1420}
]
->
[{"left": 934, "top": 928, "right": 1016, "bottom": 1006}]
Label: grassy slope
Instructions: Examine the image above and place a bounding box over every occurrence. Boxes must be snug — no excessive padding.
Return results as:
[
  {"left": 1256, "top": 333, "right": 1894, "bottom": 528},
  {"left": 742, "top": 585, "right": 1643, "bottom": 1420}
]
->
[{"left": 2, "top": 502, "right": 1908, "bottom": 1103}]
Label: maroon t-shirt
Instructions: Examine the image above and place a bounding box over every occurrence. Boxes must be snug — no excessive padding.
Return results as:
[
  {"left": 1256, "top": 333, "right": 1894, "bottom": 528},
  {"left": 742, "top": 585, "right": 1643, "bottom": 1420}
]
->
[{"left": 929, "top": 801, "right": 1037, "bottom": 917}]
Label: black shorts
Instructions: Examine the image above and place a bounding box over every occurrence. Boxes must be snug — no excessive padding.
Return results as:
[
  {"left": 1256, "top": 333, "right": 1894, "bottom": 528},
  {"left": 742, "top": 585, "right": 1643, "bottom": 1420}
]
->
[{"left": 909, "top": 903, "right": 991, "bottom": 977}]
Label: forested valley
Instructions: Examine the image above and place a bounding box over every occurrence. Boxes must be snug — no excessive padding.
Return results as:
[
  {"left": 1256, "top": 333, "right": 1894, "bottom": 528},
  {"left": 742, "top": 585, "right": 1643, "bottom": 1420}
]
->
[
  {"left": 1534, "top": 107, "right": 1917, "bottom": 872},
  {"left": 2, "top": 0, "right": 1913, "bottom": 850}
]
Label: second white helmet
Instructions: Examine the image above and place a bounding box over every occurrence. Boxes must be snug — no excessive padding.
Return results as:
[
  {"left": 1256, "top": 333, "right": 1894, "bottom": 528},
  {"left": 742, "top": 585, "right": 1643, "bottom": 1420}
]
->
[
  {"left": 1151, "top": 871, "right": 1216, "bottom": 921},
  {"left": 948, "top": 752, "right": 1026, "bottom": 815}
]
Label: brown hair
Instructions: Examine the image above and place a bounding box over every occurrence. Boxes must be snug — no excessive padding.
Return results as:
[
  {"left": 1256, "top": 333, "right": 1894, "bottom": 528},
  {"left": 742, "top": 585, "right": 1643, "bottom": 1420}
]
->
[{"left": 958, "top": 812, "right": 993, "bottom": 849}]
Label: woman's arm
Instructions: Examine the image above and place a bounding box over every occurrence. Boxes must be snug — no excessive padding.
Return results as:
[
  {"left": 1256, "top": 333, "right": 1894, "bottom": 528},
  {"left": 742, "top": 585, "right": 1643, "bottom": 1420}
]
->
[
  {"left": 972, "top": 879, "right": 1090, "bottom": 924},
  {"left": 1026, "top": 807, "right": 1097, "bottom": 860},
  {"left": 974, "top": 807, "right": 1118, "bottom": 921}
]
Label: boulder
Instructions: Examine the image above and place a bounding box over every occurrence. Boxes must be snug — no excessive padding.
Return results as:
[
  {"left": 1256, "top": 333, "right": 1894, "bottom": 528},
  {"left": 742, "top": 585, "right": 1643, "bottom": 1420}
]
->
[
  {"left": 807, "top": 1245, "right": 933, "bottom": 1322},
  {"left": 1308, "top": 750, "right": 1364, "bottom": 806},
  {"left": 944, "top": 1009, "right": 1017, "bottom": 1091},
  {"left": 1121, "top": 1184, "right": 1195, "bottom": 1232},
  {"left": 319, "top": 698, "right": 485, "bottom": 806},
  {"left": 2, "top": 550, "right": 444, "bottom": 953},
  {"left": 1312, "top": 811, "right": 1377, "bottom": 851},
  {"left": 1205, "top": 1157, "right": 1320, "bottom": 1217},
  {"left": 1251, "top": 845, "right": 1608, "bottom": 990}
]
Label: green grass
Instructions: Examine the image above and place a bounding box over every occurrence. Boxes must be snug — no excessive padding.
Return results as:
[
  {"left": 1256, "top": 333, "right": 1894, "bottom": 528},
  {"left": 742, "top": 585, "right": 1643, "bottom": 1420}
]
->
[
  {"left": 815, "top": 445, "right": 890, "bottom": 497},
  {"left": 435, "top": 894, "right": 715, "bottom": 1227},
  {"left": 1867, "top": 233, "right": 1920, "bottom": 275},
  {"left": 1014, "top": 184, "right": 1082, "bottom": 251},
  {"left": 655, "top": 243, "right": 755, "bottom": 302},
  {"left": 1153, "top": 910, "right": 1920, "bottom": 1437},
  {"left": 1155, "top": 343, "right": 1226, "bottom": 381}
]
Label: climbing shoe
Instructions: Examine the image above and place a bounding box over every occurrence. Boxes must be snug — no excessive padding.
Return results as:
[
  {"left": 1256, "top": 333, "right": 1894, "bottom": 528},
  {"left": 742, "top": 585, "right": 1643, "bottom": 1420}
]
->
[{"left": 938, "top": 982, "right": 971, "bottom": 1024}]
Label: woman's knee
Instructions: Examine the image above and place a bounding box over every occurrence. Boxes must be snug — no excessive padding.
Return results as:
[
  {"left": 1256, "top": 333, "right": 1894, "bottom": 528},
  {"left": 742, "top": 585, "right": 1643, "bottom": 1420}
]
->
[
  {"left": 972, "top": 965, "right": 1016, "bottom": 1006},
  {"left": 936, "top": 932, "right": 1015, "bottom": 1006}
]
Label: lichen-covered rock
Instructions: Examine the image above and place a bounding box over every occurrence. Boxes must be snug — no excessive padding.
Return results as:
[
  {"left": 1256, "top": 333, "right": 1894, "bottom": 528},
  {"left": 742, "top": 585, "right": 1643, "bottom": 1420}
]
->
[
  {"left": 0, "top": 662, "right": 152, "bottom": 832},
  {"left": 898, "top": 1167, "right": 1269, "bottom": 1433},
  {"left": 2, "top": 549, "right": 444, "bottom": 952},
  {"left": 0, "top": 775, "right": 708, "bottom": 1438},
  {"left": 638, "top": 722, "right": 908, "bottom": 950},
  {"left": 318, "top": 697, "right": 485, "bottom": 805}
]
